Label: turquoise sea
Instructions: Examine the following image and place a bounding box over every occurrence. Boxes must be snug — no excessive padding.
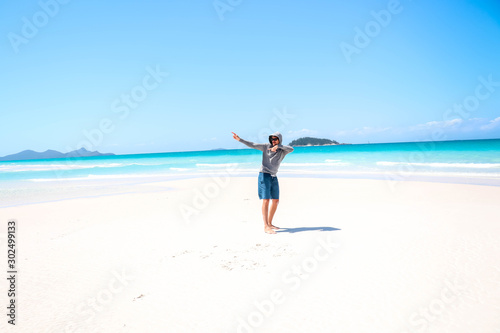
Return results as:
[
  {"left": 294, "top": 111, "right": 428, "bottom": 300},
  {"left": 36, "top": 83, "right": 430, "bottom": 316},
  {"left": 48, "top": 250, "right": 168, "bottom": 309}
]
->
[{"left": 1, "top": 138, "right": 500, "bottom": 207}]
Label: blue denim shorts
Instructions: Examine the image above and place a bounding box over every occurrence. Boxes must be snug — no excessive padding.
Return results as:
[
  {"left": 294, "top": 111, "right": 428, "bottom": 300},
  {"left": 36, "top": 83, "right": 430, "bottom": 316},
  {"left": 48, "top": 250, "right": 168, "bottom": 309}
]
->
[{"left": 258, "top": 172, "right": 279, "bottom": 199}]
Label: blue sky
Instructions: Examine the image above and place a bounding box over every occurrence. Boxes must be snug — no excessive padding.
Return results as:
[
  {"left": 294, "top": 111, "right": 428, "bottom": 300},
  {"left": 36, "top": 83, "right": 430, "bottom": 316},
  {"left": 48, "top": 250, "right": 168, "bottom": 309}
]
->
[{"left": 1, "top": 0, "right": 499, "bottom": 155}]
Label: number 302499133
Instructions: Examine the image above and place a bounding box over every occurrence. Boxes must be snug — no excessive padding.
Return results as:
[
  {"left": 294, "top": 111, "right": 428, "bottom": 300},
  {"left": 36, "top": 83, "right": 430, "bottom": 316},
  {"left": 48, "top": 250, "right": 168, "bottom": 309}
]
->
[{"left": 7, "top": 221, "right": 16, "bottom": 269}]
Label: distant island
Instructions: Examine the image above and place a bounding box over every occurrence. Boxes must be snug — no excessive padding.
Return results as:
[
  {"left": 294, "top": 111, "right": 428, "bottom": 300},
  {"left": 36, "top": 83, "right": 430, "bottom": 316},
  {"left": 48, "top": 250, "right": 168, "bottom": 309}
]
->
[
  {"left": 289, "top": 137, "right": 347, "bottom": 146},
  {"left": 0, "top": 148, "right": 115, "bottom": 162}
]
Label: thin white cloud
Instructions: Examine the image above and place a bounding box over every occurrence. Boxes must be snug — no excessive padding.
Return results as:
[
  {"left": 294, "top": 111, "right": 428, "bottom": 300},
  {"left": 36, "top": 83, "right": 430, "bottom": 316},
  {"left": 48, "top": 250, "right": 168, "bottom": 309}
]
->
[
  {"left": 335, "top": 126, "right": 392, "bottom": 137},
  {"left": 330, "top": 116, "right": 499, "bottom": 143},
  {"left": 272, "top": 117, "right": 498, "bottom": 145},
  {"left": 286, "top": 128, "right": 318, "bottom": 137},
  {"left": 409, "top": 117, "right": 500, "bottom": 133},
  {"left": 410, "top": 118, "right": 463, "bottom": 131},
  {"left": 480, "top": 117, "right": 500, "bottom": 131}
]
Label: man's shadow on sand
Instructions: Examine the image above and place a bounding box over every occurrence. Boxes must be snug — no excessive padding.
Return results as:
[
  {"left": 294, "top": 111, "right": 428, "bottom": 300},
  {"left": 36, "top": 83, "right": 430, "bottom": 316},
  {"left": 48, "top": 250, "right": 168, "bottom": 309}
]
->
[{"left": 275, "top": 226, "right": 341, "bottom": 234}]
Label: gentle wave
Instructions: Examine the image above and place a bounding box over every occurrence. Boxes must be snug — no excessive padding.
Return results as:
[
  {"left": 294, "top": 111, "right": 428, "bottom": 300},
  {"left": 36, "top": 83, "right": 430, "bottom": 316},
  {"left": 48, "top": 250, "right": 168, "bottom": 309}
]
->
[
  {"left": 376, "top": 162, "right": 500, "bottom": 169},
  {"left": 26, "top": 168, "right": 258, "bottom": 182},
  {"left": 22, "top": 168, "right": 500, "bottom": 182},
  {"left": 27, "top": 173, "right": 183, "bottom": 182},
  {"left": 0, "top": 162, "right": 168, "bottom": 172},
  {"left": 383, "top": 170, "right": 500, "bottom": 178},
  {"left": 281, "top": 162, "right": 349, "bottom": 167},
  {"left": 278, "top": 169, "right": 500, "bottom": 178},
  {"left": 196, "top": 163, "right": 240, "bottom": 168},
  {"left": 0, "top": 163, "right": 124, "bottom": 172}
]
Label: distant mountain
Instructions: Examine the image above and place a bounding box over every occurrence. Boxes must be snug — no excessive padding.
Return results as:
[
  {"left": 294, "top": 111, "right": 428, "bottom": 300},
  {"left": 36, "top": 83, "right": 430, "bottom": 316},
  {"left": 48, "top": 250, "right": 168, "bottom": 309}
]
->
[
  {"left": 289, "top": 137, "right": 340, "bottom": 146},
  {"left": 0, "top": 148, "right": 115, "bottom": 162}
]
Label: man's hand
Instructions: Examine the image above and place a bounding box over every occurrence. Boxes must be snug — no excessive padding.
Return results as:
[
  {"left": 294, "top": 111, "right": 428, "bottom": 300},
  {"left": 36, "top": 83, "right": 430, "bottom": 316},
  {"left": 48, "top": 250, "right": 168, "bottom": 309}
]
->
[
  {"left": 269, "top": 145, "right": 278, "bottom": 152},
  {"left": 231, "top": 132, "right": 240, "bottom": 141}
]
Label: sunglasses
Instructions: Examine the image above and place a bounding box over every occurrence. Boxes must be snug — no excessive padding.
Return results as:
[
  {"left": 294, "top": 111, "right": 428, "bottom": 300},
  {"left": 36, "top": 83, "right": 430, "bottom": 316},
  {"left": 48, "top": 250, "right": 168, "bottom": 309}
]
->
[{"left": 271, "top": 137, "right": 279, "bottom": 141}]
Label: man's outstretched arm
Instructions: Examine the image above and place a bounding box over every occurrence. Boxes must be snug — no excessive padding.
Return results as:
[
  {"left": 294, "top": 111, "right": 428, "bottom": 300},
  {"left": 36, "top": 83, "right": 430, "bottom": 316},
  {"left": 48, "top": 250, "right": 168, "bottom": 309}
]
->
[
  {"left": 278, "top": 144, "right": 294, "bottom": 154},
  {"left": 232, "top": 132, "right": 266, "bottom": 152}
]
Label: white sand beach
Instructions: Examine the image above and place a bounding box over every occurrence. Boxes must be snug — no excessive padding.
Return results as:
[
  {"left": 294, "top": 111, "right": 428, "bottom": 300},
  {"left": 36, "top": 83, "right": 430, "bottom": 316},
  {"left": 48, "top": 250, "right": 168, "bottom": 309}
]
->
[{"left": 1, "top": 177, "right": 500, "bottom": 332}]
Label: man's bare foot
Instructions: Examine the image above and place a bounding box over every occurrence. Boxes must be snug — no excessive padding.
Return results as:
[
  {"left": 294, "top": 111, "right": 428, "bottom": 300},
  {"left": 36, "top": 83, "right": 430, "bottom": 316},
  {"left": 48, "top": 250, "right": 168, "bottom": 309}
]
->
[
  {"left": 264, "top": 227, "right": 276, "bottom": 234},
  {"left": 270, "top": 225, "right": 280, "bottom": 230}
]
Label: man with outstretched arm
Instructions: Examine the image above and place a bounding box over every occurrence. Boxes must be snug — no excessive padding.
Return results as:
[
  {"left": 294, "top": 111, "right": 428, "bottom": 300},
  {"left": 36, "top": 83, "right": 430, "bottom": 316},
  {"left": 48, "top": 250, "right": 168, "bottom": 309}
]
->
[{"left": 232, "top": 131, "right": 294, "bottom": 234}]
